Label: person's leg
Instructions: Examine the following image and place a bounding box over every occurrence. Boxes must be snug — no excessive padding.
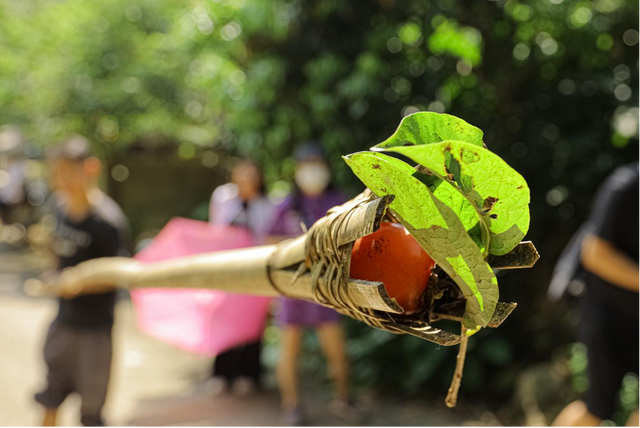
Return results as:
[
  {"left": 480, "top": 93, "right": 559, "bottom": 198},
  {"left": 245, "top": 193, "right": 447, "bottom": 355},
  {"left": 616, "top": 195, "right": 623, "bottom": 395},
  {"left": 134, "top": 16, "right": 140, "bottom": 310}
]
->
[
  {"left": 552, "top": 332, "right": 618, "bottom": 428},
  {"left": 277, "top": 326, "right": 303, "bottom": 409},
  {"left": 624, "top": 409, "right": 640, "bottom": 428},
  {"left": 209, "top": 348, "right": 240, "bottom": 395},
  {"left": 241, "top": 340, "right": 263, "bottom": 384},
  {"left": 76, "top": 329, "right": 112, "bottom": 426},
  {"left": 231, "top": 341, "right": 263, "bottom": 396},
  {"left": 581, "top": 327, "right": 631, "bottom": 424},
  {"left": 36, "top": 322, "right": 72, "bottom": 426},
  {"left": 317, "top": 323, "right": 366, "bottom": 424},
  {"left": 42, "top": 408, "right": 57, "bottom": 426},
  {"left": 552, "top": 400, "right": 602, "bottom": 426},
  {"left": 622, "top": 318, "right": 639, "bottom": 427},
  {"left": 212, "top": 348, "right": 239, "bottom": 381},
  {"left": 317, "top": 323, "right": 349, "bottom": 402}
]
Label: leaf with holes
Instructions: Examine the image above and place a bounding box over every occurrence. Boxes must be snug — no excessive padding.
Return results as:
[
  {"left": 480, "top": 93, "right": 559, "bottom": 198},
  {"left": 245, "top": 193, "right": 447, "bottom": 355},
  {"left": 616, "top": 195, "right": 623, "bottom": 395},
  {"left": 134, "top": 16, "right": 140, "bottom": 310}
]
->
[
  {"left": 380, "top": 141, "right": 530, "bottom": 255},
  {"left": 373, "top": 112, "right": 484, "bottom": 149},
  {"left": 343, "top": 151, "right": 498, "bottom": 328}
]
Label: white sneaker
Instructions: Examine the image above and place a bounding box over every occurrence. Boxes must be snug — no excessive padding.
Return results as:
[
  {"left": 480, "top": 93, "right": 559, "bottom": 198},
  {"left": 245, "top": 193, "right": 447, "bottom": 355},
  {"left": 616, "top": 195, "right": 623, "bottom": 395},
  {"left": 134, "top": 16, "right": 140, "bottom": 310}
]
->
[
  {"left": 203, "top": 376, "right": 228, "bottom": 396},
  {"left": 329, "top": 399, "right": 367, "bottom": 425},
  {"left": 231, "top": 376, "right": 257, "bottom": 397},
  {"left": 283, "top": 406, "right": 306, "bottom": 426}
]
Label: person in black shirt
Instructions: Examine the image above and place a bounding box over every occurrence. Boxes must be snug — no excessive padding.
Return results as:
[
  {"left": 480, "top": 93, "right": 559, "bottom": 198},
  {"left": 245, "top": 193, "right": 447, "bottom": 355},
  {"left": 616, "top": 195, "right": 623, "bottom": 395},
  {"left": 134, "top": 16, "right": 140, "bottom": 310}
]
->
[
  {"left": 553, "top": 163, "right": 639, "bottom": 426},
  {"left": 34, "top": 136, "right": 129, "bottom": 427}
]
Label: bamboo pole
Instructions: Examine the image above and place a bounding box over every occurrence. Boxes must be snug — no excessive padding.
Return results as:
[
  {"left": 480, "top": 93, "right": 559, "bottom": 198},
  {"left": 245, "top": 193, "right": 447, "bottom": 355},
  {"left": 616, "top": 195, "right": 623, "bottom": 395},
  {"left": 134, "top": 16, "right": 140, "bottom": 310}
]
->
[
  {"left": 26, "top": 246, "right": 276, "bottom": 297},
  {"left": 25, "top": 193, "right": 403, "bottom": 314},
  {"left": 25, "top": 191, "right": 538, "bottom": 348}
]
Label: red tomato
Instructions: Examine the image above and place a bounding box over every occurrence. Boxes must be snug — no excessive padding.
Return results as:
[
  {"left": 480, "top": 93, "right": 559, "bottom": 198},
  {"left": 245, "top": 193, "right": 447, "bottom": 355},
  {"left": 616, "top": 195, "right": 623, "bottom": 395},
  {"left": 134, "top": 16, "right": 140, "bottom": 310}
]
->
[{"left": 350, "top": 222, "right": 435, "bottom": 314}]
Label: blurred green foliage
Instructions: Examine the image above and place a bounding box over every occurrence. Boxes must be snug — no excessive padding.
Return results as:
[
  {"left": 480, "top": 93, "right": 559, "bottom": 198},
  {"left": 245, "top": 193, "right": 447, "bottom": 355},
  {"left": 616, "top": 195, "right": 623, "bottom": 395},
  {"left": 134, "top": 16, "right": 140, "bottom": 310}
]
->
[
  {"left": 1, "top": 0, "right": 638, "bottom": 414},
  {"left": 0, "top": 0, "right": 279, "bottom": 157}
]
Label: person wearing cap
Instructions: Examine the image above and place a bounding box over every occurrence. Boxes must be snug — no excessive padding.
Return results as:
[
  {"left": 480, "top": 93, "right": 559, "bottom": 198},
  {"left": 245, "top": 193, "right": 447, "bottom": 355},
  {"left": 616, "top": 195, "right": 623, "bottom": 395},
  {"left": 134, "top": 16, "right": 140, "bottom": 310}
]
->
[
  {"left": 34, "top": 136, "right": 130, "bottom": 426},
  {"left": 268, "top": 142, "right": 360, "bottom": 425}
]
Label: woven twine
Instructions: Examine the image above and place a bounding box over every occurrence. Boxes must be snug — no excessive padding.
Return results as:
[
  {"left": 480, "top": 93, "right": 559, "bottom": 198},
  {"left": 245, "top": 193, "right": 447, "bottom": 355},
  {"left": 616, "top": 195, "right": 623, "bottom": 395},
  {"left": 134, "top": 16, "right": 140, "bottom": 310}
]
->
[{"left": 301, "top": 196, "right": 410, "bottom": 335}]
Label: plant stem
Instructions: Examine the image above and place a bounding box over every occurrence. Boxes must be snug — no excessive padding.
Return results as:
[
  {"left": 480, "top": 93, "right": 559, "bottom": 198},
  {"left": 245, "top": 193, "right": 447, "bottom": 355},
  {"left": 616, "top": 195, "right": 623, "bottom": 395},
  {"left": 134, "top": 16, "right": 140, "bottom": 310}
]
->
[{"left": 445, "top": 324, "right": 468, "bottom": 408}]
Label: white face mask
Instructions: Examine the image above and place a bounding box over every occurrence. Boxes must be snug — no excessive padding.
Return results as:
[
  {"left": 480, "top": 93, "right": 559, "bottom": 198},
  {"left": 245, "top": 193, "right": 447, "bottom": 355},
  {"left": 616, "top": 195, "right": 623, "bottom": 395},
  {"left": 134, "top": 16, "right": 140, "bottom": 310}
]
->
[{"left": 295, "top": 164, "right": 331, "bottom": 196}]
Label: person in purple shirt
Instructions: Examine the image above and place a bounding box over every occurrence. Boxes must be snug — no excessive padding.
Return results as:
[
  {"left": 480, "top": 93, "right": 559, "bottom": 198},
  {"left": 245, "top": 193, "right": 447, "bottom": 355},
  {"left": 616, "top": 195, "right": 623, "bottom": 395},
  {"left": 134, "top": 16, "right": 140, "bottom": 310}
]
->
[{"left": 269, "top": 143, "right": 360, "bottom": 425}]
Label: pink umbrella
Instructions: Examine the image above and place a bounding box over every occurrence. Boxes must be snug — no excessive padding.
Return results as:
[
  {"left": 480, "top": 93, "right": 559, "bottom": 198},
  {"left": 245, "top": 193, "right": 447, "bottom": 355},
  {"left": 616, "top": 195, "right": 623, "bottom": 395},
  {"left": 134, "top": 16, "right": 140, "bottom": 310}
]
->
[{"left": 131, "top": 217, "right": 271, "bottom": 357}]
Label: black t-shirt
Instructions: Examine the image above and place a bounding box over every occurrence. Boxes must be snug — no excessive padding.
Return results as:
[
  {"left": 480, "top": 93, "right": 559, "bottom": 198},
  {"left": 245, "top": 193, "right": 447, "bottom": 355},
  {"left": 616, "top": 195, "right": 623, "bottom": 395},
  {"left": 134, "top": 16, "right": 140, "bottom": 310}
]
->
[
  {"left": 583, "top": 162, "right": 639, "bottom": 322},
  {"left": 52, "top": 194, "right": 129, "bottom": 330}
]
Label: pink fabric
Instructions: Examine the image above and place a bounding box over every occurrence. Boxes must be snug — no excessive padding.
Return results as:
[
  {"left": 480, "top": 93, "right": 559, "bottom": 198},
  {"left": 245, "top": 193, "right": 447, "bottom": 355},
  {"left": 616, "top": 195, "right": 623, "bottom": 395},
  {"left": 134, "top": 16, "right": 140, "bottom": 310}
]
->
[{"left": 131, "top": 217, "right": 271, "bottom": 357}]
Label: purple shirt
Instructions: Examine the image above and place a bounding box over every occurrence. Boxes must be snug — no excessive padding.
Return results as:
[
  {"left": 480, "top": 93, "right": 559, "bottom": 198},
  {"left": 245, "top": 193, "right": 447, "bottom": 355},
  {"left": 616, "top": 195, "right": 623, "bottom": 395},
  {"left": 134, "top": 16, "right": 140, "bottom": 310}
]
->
[
  {"left": 269, "top": 188, "right": 346, "bottom": 237},
  {"left": 270, "top": 188, "right": 347, "bottom": 327}
]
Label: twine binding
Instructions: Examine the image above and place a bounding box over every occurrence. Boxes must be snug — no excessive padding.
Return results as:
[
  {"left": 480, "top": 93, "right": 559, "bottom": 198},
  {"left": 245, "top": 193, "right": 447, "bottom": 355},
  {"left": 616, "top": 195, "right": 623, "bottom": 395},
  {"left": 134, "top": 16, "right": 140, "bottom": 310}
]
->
[{"left": 269, "top": 191, "right": 462, "bottom": 346}]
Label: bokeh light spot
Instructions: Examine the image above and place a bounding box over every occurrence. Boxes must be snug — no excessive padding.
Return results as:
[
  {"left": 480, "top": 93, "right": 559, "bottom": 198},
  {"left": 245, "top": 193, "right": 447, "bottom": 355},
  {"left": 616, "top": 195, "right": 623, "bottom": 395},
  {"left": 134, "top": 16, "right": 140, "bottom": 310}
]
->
[
  {"left": 513, "top": 44, "right": 530, "bottom": 60},
  {"left": 623, "top": 29, "right": 639, "bottom": 46},
  {"left": 387, "top": 37, "right": 403, "bottom": 53},
  {"left": 596, "top": 33, "right": 614, "bottom": 51},
  {"left": 614, "top": 84, "right": 632, "bottom": 101},
  {"left": 546, "top": 186, "right": 568, "bottom": 206},
  {"left": 399, "top": 23, "right": 422, "bottom": 45},
  {"left": 558, "top": 79, "right": 576, "bottom": 95},
  {"left": 111, "top": 165, "right": 130, "bottom": 182}
]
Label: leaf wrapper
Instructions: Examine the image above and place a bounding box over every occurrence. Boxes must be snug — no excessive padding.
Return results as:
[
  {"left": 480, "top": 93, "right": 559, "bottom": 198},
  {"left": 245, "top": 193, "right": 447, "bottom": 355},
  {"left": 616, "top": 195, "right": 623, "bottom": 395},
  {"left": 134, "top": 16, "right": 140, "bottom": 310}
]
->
[
  {"left": 374, "top": 112, "right": 484, "bottom": 149},
  {"left": 344, "top": 151, "right": 498, "bottom": 327},
  {"left": 380, "top": 141, "right": 530, "bottom": 256}
]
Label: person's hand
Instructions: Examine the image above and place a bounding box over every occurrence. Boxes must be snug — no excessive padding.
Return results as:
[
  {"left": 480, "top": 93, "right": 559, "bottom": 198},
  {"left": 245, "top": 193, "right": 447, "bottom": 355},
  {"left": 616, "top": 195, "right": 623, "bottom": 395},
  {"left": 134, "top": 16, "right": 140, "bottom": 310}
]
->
[
  {"left": 23, "top": 277, "right": 51, "bottom": 297},
  {"left": 23, "top": 268, "right": 85, "bottom": 298},
  {"left": 55, "top": 267, "right": 87, "bottom": 298}
]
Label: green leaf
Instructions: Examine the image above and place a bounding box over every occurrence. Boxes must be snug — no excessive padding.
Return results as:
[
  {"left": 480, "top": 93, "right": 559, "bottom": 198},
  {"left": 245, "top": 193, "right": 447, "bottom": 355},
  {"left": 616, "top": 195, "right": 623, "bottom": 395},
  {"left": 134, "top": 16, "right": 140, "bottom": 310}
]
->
[
  {"left": 373, "top": 112, "right": 484, "bottom": 150},
  {"left": 343, "top": 151, "right": 498, "bottom": 327},
  {"left": 412, "top": 169, "right": 486, "bottom": 253},
  {"left": 382, "top": 141, "right": 530, "bottom": 255}
]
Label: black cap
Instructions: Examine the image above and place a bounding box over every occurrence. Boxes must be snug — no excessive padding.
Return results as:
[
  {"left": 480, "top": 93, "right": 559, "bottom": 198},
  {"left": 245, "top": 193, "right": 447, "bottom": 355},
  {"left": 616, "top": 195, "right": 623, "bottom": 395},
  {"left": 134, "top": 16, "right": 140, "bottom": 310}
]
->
[{"left": 294, "top": 141, "right": 326, "bottom": 162}]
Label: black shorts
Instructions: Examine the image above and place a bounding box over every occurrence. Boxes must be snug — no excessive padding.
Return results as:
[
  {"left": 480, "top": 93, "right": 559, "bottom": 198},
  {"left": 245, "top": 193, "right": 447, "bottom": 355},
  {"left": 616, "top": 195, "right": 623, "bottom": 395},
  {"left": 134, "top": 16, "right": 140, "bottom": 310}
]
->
[
  {"left": 579, "top": 283, "right": 639, "bottom": 420},
  {"left": 35, "top": 322, "right": 112, "bottom": 426},
  {"left": 212, "top": 340, "right": 262, "bottom": 382}
]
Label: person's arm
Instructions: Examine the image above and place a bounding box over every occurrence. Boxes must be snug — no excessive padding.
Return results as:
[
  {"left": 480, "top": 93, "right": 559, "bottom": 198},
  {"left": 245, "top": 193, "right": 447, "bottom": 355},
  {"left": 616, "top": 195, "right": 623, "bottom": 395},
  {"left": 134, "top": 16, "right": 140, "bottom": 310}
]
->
[
  {"left": 581, "top": 234, "right": 639, "bottom": 292},
  {"left": 265, "top": 197, "right": 302, "bottom": 244},
  {"left": 209, "top": 190, "right": 217, "bottom": 224}
]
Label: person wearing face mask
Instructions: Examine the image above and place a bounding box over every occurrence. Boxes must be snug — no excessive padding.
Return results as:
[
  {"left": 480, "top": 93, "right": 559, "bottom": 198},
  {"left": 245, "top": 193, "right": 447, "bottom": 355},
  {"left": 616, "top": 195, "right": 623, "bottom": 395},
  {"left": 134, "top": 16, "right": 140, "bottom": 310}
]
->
[
  {"left": 208, "top": 159, "right": 277, "bottom": 396},
  {"left": 269, "top": 143, "right": 361, "bottom": 425}
]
